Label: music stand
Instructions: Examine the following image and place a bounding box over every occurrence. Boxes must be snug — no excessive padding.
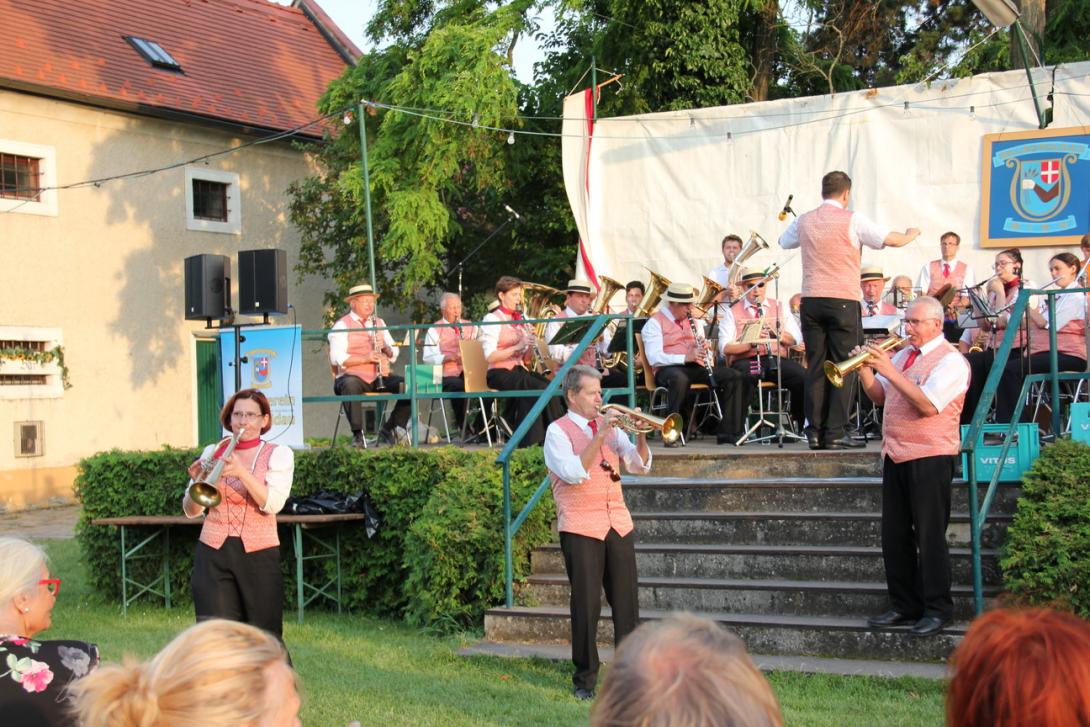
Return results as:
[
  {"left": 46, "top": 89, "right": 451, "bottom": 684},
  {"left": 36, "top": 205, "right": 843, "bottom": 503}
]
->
[
  {"left": 605, "top": 318, "right": 647, "bottom": 355},
  {"left": 547, "top": 318, "right": 596, "bottom": 346}
]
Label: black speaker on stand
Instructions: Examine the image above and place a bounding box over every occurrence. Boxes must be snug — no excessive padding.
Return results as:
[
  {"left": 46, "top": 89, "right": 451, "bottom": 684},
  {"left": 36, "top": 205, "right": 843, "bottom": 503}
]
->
[
  {"left": 238, "top": 248, "right": 288, "bottom": 316},
  {"left": 184, "top": 254, "right": 230, "bottom": 321}
]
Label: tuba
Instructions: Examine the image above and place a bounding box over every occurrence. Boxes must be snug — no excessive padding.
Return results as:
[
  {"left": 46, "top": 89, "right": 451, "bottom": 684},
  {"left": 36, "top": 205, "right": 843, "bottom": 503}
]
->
[
  {"left": 521, "top": 282, "right": 564, "bottom": 375},
  {"left": 635, "top": 269, "right": 672, "bottom": 319},
  {"left": 591, "top": 276, "right": 625, "bottom": 316},
  {"left": 823, "top": 335, "right": 908, "bottom": 388},
  {"left": 600, "top": 404, "right": 683, "bottom": 445},
  {"left": 727, "top": 231, "right": 771, "bottom": 287},
  {"left": 186, "top": 429, "right": 245, "bottom": 508}
]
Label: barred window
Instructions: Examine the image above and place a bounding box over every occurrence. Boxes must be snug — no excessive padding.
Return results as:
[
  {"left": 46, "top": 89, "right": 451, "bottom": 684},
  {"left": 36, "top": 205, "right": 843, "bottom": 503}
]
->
[
  {"left": 192, "top": 179, "right": 229, "bottom": 222},
  {"left": 0, "top": 153, "right": 41, "bottom": 201}
]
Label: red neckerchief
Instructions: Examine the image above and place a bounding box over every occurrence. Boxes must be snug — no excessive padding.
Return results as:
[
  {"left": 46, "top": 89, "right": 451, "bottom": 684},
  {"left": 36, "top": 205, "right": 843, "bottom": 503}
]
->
[
  {"left": 1003, "top": 277, "right": 1020, "bottom": 294},
  {"left": 499, "top": 306, "right": 523, "bottom": 320},
  {"left": 212, "top": 436, "right": 261, "bottom": 459}
]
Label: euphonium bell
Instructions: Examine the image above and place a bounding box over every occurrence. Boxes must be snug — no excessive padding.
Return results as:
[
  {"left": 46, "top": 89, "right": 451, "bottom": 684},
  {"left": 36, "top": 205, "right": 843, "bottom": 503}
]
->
[
  {"left": 823, "top": 335, "right": 908, "bottom": 388},
  {"left": 591, "top": 275, "right": 625, "bottom": 315},
  {"left": 600, "top": 403, "right": 683, "bottom": 445},
  {"left": 635, "top": 269, "right": 672, "bottom": 318},
  {"left": 727, "top": 231, "right": 771, "bottom": 286},
  {"left": 691, "top": 276, "right": 727, "bottom": 317}
]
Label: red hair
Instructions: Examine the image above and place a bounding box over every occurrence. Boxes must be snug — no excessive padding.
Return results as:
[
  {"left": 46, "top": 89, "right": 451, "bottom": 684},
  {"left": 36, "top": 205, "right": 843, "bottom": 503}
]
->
[{"left": 947, "top": 608, "right": 1090, "bottom": 727}]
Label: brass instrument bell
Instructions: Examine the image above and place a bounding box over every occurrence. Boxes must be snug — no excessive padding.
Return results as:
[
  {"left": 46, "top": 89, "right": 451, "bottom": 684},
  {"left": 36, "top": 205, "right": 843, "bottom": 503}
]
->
[
  {"left": 599, "top": 403, "right": 683, "bottom": 445},
  {"left": 823, "top": 335, "right": 908, "bottom": 388}
]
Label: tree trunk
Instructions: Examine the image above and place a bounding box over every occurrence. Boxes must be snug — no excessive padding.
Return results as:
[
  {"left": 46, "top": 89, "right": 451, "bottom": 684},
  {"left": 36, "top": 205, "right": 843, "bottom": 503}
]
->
[
  {"left": 1010, "top": 0, "right": 1046, "bottom": 69},
  {"left": 748, "top": 0, "right": 780, "bottom": 102}
]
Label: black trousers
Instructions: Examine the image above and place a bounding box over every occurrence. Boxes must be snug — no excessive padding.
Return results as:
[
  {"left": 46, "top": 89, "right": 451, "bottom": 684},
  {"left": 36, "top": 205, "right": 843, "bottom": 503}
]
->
[
  {"left": 560, "top": 529, "right": 639, "bottom": 692},
  {"left": 961, "top": 348, "right": 1023, "bottom": 425},
  {"left": 441, "top": 374, "right": 467, "bottom": 428},
  {"left": 731, "top": 356, "right": 806, "bottom": 428},
  {"left": 192, "top": 537, "right": 283, "bottom": 640},
  {"left": 654, "top": 363, "right": 756, "bottom": 439},
  {"left": 486, "top": 366, "right": 564, "bottom": 447},
  {"left": 995, "top": 351, "right": 1087, "bottom": 423},
  {"left": 334, "top": 374, "right": 411, "bottom": 433},
  {"left": 800, "top": 297, "right": 862, "bottom": 441},
  {"left": 881, "top": 454, "right": 955, "bottom": 620},
  {"left": 600, "top": 367, "right": 630, "bottom": 392}
]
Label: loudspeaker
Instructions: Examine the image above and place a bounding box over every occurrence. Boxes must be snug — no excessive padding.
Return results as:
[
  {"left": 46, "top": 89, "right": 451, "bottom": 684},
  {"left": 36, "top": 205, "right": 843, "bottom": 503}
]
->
[
  {"left": 238, "top": 248, "right": 288, "bottom": 315},
  {"left": 184, "top": 254, "right": 230, "bottom": 320}
]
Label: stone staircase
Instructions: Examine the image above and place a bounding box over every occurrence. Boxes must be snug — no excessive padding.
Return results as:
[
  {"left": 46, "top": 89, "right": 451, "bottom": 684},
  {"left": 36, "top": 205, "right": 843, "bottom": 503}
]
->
[{"left": 483, "top": 446, "right": 1017, "bottom": 665}]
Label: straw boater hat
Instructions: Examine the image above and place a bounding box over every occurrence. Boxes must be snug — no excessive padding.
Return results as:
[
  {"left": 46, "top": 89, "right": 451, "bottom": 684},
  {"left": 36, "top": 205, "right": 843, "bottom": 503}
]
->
[
  {"left": 738, "top": 268, "right": 765, "bottom": 284},
  {"left": 487, "top": 299, "right": 500, "bottom": 312},
  {"left": 565, "top": 279, "right": 594, "bottom": 295},
  {"left": 664, "top": 282, "right": 697, "bottom": 304},
  {"left": 344, "top": 283, "right": 379, "bottom": 301},
  {"left": 859, "top": 266, "right": 889, "bottom": 282}
]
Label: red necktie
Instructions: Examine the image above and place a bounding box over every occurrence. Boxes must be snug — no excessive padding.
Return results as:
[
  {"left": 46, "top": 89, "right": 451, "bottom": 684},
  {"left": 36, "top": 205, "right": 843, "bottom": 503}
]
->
[
  {"left": 943, "top": 263, "right": 950, "bottom": 278},
  {"left": 588, "top": 419, "right": 598, "bottom": 436},
  {"left": 902, "top": 346, "right": 920, "bottom": 371},
  {"left": 674, "top": 318, "right": 686, "bottom": 327}
]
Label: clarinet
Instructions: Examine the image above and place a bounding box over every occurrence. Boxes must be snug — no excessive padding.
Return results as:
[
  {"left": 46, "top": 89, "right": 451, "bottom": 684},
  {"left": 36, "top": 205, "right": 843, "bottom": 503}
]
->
[
  {"left": 369, "top": 314, "right": 385, "bottom": 389},
  {"left": 686, "top": 312, "right": 716, "bottom": 386}
]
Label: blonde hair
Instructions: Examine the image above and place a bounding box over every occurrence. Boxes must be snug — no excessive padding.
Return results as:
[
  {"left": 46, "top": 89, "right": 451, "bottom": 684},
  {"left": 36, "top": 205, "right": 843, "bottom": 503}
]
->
[
  {"left": 590, "top": 613, "right": 783, "bottom": 727},
  {"left": 72, "top": 619, "right": 291, "bottom": 727},
  {"left": 0, "top": 536, "right": 48, "bottom": 607}
]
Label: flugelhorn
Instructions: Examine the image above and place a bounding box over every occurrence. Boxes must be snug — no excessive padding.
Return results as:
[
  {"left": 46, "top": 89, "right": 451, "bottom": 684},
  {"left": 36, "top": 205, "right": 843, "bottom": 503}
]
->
[
  {"left": 599, "top": 404, "right": 683, "bottom": 445},
  {"left": 823, "top": 335, "right": 908, "bottom": 388},
  {"left": 187, "top": 429, "right": 245, "bottom": 508}
]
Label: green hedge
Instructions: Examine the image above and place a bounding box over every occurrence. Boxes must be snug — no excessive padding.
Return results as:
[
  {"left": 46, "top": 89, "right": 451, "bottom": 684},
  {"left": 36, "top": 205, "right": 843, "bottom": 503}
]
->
[
  {"left": 75, "top": 446, "right": 553, "bottom": 630},
  {"left": 1001, "top": 438, "right": 1090, "bottom": 616}
]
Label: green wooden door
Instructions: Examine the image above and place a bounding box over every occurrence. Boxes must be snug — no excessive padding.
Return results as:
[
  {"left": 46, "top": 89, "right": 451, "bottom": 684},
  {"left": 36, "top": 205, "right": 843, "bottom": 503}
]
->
[{"left": 195, "top": 339, "right": 223, "bottom": 445}]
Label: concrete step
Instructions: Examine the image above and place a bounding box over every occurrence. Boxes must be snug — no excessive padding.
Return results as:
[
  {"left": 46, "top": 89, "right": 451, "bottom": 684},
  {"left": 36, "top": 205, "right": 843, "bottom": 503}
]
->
[
  {"left": 622, "top": 476, "right": 1021, "bottom": 515},
  {"left": 484, "top": 606, "right": 964, "bottom": 662},
  {"left": 629, "top": 510, "right": 1010, "bottom": 548},
  {"left": 530, "top": 543, "right": 1002, "bottom": 585},
  {"left": 651, "top": 448, "right": 884, "bottom": 479},
  {"left": 524, "top": 574, "right": 994, "bottom": 622}
]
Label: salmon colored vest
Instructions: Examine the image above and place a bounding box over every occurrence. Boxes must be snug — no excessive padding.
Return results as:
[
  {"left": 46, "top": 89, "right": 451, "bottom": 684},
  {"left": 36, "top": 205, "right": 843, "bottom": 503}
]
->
[
  {"left": 434, "top": 319, "right": 476, "bottom": 376},
  {"left": 882, "top": 341, "right": 966, "bottom": 463},
  {"left": 488, "top": 310, "right": 527, "bottom": 371},
  {"left": 199, "top": 442, "right": 280, "bottom": 553},
  {"left": 995, "top": 286, "right": 1028, "bottom": 351},
  {"left": 927, "top": 260, "right": 967, "bottom": 296},
  {"left": 798, "top": 204, "right": 860, "bottom": 300},
  {"left": 1029, "top": 317, "right": 1087, "bottom": 360},
  {"left": 861, "top": 300, "right": 898, "bottom": 316},
  {"left": 730, "top": 298, "right": 784, "bottom": 358},
  {"left": 650, "top": 311, "right": 695, "bottom": 376},
  {"left": 337, "top": 313, "right": 384, "bottom": 384},
  {"left": 555, "top": 310, "right": 598, "bottom": 367},
  {"left": 548, "top": 416, "right": 634, "bottom": 540}
]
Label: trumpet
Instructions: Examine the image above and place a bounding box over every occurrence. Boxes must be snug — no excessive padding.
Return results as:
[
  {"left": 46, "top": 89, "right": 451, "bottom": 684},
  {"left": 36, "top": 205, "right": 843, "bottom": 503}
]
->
[
  {"left": 187, "top": 429, "right": 245, "bottom": 508},
  {"left": 600, "top": 404, "right": 683, "bottom": 445},
  {"left": 823, "top": 335, "right": 908, "bottom": 388}
]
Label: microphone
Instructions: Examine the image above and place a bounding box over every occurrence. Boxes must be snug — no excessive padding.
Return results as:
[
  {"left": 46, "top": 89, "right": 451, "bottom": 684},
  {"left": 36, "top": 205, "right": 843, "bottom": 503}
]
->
[
  {"left": 503, "top": 204, "right": 521, "bottom": 220},
  {"left": 777, "top": 194, "right": 794, "bottom": 221}
]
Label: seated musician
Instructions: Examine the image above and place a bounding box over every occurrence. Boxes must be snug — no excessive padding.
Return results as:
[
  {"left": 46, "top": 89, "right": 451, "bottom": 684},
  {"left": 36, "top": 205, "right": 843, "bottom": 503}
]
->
[
  {"left": 642, "top": 283, "right": 756, "bottom": 447},
  {"left": 546, "top": 280, "right": 628, "bottom": 391},
  {"left": 860, "top": 266, "right": 900, "bottom": 317},
  {"left": 993, "top": 252, "right": 1086, "bottom": 423},
  {"left": 917, "top": 231, "right": 976, "bottom": 342},
  {"left": 422, "top": 292, "right": 476, "bottom": 431},
  {"left": 480, "top": 276, "right": 564, "bottom": 447},
  {"left": 624, "top": 281, "right": 645, "bottom": 315},
  {"left": 719, "top": 268, "right": 806, "bottom": 430},
  {"left": 890, "top": 275, "right": 916, "bottom": 308},
  {"left": 328, "top": 284, "right": 412, "bottom": 447}
]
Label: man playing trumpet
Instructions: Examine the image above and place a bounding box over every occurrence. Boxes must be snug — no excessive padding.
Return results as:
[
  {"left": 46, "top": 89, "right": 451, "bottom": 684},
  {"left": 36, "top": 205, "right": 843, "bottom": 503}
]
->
[{"left": 544, "top": 365, "right": 652, "bottom": 700}]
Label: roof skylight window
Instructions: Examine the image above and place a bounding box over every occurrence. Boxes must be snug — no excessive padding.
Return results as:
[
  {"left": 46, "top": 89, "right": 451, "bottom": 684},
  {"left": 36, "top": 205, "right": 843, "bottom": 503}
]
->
[{"left": 124, "top": 36, "right": 182, "bottom": 72}]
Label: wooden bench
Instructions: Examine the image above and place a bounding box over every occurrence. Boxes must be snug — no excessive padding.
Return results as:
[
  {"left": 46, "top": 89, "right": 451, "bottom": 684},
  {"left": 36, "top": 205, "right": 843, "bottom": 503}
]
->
[{"left": 90, "top": 513, "right": 367, "bottom": 623}]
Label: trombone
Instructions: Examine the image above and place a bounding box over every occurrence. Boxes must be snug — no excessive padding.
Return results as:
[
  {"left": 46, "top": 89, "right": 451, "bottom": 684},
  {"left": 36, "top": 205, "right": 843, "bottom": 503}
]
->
[{"left": 600, "top": 404, "right": 683, "bottom": 445}]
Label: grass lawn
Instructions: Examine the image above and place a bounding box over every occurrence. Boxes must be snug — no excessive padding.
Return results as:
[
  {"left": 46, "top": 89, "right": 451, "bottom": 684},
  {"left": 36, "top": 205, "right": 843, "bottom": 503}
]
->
[{"left": 39, "top": 538, "right": 946, "bottom": 726}]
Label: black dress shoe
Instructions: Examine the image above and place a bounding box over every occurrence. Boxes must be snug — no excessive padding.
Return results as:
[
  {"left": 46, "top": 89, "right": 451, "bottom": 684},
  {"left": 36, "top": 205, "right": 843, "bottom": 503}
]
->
[
  {"left": 573, "top": 687, "right": 595, "bottom": 701},
  {"left": 806, "top": 431, "right": 824, "bottom": 450},
  {"left": 351, "top": 433, "right": 367, "bottom": 449},
  {"left": 867, "top": 610, "right": 918, "bottom": 628},
  {"left": 825, "top": 435, "right": 865, "bottom": 449},
  {"left": 377, "top": 427, "right": 397, "bottom": 446},
  {"left": 910, "top": 616, "right": 948, "bottom": 636}
]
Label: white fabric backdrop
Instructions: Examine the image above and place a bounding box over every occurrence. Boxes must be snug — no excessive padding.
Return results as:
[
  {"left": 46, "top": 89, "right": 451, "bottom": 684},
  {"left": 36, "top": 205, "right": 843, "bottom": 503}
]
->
[{"left": 563, "top": 62, "right": 1090, "bottom": 298}]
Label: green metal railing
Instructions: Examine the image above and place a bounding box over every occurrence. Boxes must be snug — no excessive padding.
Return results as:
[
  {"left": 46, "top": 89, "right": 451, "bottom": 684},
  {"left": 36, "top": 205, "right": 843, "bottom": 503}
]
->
[{"left": 962, "top": 285, "right": 1090, "bottom": 614}]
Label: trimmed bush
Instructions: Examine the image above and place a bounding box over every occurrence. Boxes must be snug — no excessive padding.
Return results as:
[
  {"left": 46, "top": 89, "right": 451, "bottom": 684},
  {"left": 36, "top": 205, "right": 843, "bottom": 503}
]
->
[
  {"left": 1001, "top": 439, "right": 1090, "bottom": 616},
  {"left": 75, "top": 446, "right": 553, "bottom": 630}
]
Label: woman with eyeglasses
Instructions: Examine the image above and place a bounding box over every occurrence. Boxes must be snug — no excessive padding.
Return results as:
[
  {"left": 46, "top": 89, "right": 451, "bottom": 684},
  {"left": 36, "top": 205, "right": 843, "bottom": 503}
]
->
[
  {"left": 0, "top": 537, "right": 99, "bottom": 726},
  {"left": 183, "top": 388, "right": 294, "bottom": 643},
  {"left": 960, "top": 248, "right": 1035, "bottom": 424},
  {"left": 993, "top": 252, "right": 1087, "bottom": 423}
]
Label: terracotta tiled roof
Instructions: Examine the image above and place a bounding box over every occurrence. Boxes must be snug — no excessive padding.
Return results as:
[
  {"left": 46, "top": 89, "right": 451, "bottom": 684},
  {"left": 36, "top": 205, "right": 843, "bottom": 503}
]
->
[{"left": 0, "top": 0, "right": 357, "bottom": 138}]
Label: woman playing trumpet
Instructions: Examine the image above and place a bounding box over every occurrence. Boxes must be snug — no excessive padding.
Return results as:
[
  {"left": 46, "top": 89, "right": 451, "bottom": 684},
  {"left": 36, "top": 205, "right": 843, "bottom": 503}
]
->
[{"left": 183, "top": 389, "right": 294, "bottom": 643}]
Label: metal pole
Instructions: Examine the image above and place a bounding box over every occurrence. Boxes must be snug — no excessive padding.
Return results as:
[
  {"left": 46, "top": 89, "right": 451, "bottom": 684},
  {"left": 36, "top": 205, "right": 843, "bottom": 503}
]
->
[
  {"left": 1048, "top": 292, "right": 1061, "bottom": 436},
  {"left": 967, "top": 453, "right": 984, "bottom": 615},
  {"left": 410, "top": 325, "right": 418, "bottom": 448},
  {"left": 503, "top": 462, "right": 514, "bottom": 607},
  {"left": 590, "top": 58, "right": 597, "bottom": 122},
  {"left": 358, "top": 101, "right": 378, "bottom": 290}
]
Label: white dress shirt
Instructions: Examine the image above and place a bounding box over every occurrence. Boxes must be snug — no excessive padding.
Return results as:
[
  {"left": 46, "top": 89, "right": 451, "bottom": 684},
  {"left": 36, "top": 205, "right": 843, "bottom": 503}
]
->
[
  {"left": 641, "top": 308, "right": 699, "bottom": 368},
  {"left": 717, "top": 298, "right": 802, "bottom": 345},
  {"left": 479, "top": 311, "right": 514, "bottom": 360},
  {"left": 916, "top": 259, "right": 977, "bottom": 293},
  {"left": 876, "top": 335, "right": 970, "bottom": 413},
  {"left": 778, "top": 199, "right": 890, "bottom": 251},
  {"left": 1038, "top": 281, "right": 1088, "bottom": 331},
  {"left": 544, "top": 411, "right": 652, "bottom": 485},
  {"left": 328, "top": 311, "right": 400, "bottom": 368},
  {"left": 545, "top": 307, "right": 611, "bottom": 363},
  {"left": 185, "top": 441, "right": 294, "bottom": 517},
  {"left": 422, "top": 319, "right": 475, "bottom": 366}
]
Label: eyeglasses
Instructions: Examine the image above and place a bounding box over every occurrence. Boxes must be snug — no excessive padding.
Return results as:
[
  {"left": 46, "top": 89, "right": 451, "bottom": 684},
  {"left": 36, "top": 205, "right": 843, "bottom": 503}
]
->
[
  {"left": 39, "top": 578, "right": 61, "bottom": 596},
  {"left": 903, "top": 318, "right": 939, "bottom": 326},
  {"left": 231, "top": 411, "right": 264, "bottom": 421},
  {"left": 599, "top": 459, "right": 622, "bottom": 483},
  {"left": 994, "top": 260, "right": 1015, "bottom": 269}
]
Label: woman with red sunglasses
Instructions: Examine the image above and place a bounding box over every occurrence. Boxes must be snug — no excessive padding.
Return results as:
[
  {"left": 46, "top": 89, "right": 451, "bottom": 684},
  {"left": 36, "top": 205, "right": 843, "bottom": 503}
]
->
[{"left": 0, "top": 537, "right": 98, "bottom": 726}]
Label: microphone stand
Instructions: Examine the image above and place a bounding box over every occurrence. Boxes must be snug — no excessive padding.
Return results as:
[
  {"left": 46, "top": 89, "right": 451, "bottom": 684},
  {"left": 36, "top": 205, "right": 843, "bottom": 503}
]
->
[
  {"left": 446, "top": 215, "right": 518, "bottom": 300},
  {"left": 771, "top": 274, "right": 803, "bottom": 446}
]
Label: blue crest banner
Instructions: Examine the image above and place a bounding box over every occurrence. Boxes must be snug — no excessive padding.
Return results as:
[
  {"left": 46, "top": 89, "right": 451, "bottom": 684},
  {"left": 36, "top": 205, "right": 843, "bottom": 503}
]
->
[
  {"left": 981, "top": 127, "right": 1090, "bottom": 248},
  {"left": 219, "top": 325, "right": 303, "bottom": 447}
]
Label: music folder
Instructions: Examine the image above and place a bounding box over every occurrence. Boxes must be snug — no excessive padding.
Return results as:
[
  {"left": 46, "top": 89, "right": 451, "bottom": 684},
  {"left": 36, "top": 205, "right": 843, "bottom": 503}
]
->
[
  {"left": 738, "top": 319, "right": 769, "bottom": 344},
  {"left": 547, "top": 318, "right": 596, "bottom": 346},
  {"left": 606, "top": 319, "right": 647, "bottom": 353},
  {"left": 861, "top": 314, "right": 901, "bottom": 335}
]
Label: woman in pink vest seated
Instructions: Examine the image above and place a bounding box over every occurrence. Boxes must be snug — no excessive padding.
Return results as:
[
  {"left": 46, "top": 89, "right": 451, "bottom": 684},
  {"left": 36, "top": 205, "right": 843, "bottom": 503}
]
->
[
  {"left": 183, "top": 389, "right": 294, "bottom": 643},
  {"left": 994, "top": 252, "right": 1087, "bottom": 423}
]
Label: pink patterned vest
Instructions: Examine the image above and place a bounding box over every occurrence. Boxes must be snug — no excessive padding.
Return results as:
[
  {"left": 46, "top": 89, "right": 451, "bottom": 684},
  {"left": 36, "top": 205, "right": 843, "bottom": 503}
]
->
[
  {"left": 798, "top": 204, "right": 860, "bottom": 300},
  {"left": 433, "top": 319, "right": 476, "bottom": 376},
  {"left": 548, "top": 416, "right": 634, "bottom": 540},
  {"left": 730, "top": 298, "right": 784, "bottom": 358},
  {"left": 554, "top": 310, "right": 598, "bottom": 367},
  {"left": 198, "top": 442, "right": 280, "bottom": 553},
  {"left": 650, "top": 311, "right": 695, "bottom": 376},
  {"left": 488, "top": 310, "right": 528, "bottom": 371},
  {"left": 337, "top": 313, "right": 385, "bottom": 383},
  {"left": 927, "top": 260, "right": 967, "bottom": 297},
  {"left": 882, "top": 341, "right": 966, "bottom": 463},
  {"left": 1029, "top": 317, "right": 1087, "bottom": 360},
  {"left": 995, "top": 286, "right": 1027, "bottom": 350}
]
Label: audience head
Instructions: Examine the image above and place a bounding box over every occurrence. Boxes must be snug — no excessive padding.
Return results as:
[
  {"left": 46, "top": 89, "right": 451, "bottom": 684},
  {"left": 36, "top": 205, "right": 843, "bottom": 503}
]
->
[
  {"left": 721, "top": 234, "right": 743, "bottom": 264},
  {"left": 821, "top": 171, "right": 852, "bottom": 202},
  {"left": 439, "top": 292, "right": 462, "bottom": 321},
  {"left": 1080, "top": 233, "right": 1090, "bottom": 257},
  {"left": 0, "top": 537, "right": 57, "bottom": 638},
  {"left": 946, "top": 607, "right": 1090, "bottom": 727},
  {"left": 625, "top": 281, "right": 645, "bottom": 312},
  {"left": 1049, "top": 252, "right": 1080, "bottom": 287},
  {"left": 940, "top": 232, "right": 961, "bottom": 260},
  {"left": 591, "top": 613, "right": 783, "bottom": 727},
  {"left": 73, "top": 619, "right": 299, "bottom": 727}
]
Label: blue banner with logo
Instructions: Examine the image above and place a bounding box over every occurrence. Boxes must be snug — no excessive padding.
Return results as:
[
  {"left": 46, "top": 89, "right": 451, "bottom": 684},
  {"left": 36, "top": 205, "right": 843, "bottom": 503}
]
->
[
  {"left": 220, "top": 325, "right": 303, "bottom": 448},
  {"left": 982, "top": 127, "right": 1090, "bottom": 247}
]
